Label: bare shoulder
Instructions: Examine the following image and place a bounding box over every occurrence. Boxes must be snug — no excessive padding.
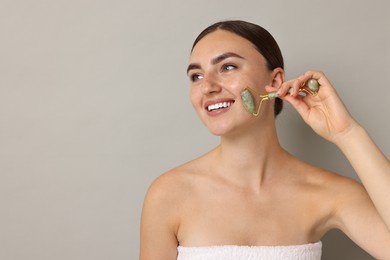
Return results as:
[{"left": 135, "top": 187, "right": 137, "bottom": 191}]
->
[
  {"left": 292, "top": 158, "right": 364, "bottom": 196},
  {"left": 304, "top": 163, "right": 367, "bottom": 205},
  {"left": 296, "top": 160, "right": 390, "bottom": 252},
  {"left": 304, "top": 164, "right": 390, "bottom": 258},
  {"left": 142, "top": 156, "right": 207, "bottom": 224},
  {"left": 304, "top": 162, "right": 367, "bottom": 204},
  {"left": 144, "top": 162, "right": 197, "bottom": 209},
  {"left": 313, "top": 167, "right": 373, "bottom": 224},
  {"left": 288, "top": 159, "right": 368, "bottom": 227},
  {"left": 140, "top": 160, "right": 202, "bottom": 258}
]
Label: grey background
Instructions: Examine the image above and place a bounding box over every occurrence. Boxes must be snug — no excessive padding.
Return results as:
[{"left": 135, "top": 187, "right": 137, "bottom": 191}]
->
[{"left": 0, "top": 0, "right": 389, "bottom": 259}]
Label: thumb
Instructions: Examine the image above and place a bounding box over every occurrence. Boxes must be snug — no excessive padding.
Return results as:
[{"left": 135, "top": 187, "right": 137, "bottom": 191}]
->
[{"left": 265, "top": 84, "right": 278, "bottom": 93}]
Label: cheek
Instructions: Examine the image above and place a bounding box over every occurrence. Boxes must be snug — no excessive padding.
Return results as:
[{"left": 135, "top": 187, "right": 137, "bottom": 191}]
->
[
  {"left": 230, "top": 72, "right": 257, "bottom": 89},
  {"left": 241, "top": 69, "right": 272, "bottom": 91},
  {"left": 244, "top": 76, "right": 263, "bottom": 90}
]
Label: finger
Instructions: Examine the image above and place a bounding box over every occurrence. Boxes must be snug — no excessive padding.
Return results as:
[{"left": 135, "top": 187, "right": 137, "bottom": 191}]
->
[
  {"left": 264, "top": 84, "right": 278, "bottom": 93},
  {"left": 289, "top": 79, "right": 303, "bottom": 97},
  {"left": 277, "top": 79, "right": 302, "bottom": 97},
  {"left": 282, "top": 94, "right": 311, "bottom": 122},
  {"left": 299, "top": 70, "right": 334, "bottom": 92}
]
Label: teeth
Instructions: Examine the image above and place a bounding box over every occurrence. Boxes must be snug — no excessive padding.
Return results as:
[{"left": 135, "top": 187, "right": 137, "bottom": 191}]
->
[{"left": 207, "top": 102, "right": 231, "bottom": 111}]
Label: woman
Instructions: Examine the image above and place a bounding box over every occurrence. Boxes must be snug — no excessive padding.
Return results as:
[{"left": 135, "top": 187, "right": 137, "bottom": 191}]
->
[{"left": 140, "top": 20, "right": 390, "bottom": 259}]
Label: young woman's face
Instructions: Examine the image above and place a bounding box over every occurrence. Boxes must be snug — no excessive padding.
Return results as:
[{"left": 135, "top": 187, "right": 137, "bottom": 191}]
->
[{"left": 187, "top": 30, "right": 275, "bottom": 136}]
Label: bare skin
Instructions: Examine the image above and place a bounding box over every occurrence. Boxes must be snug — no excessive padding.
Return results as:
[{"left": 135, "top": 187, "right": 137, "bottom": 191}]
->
[{"left": 140, "top": 30, "right": 390, "bottom": 259}]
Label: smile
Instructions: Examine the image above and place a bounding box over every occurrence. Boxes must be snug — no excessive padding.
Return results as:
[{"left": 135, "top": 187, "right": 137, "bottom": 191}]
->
[{"left": 207, "top": 101, "right": 233, "bottom": 112}]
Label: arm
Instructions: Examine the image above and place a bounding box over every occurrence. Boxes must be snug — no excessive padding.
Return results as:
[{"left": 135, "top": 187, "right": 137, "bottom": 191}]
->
[
  {"left": 329, "top": 175, "right": 390, "bottom": 259},
  {"left": 271, "top": 70, "right": 390, "bottom": 229},
  {"left": 335, "top": 123, "right": 390, "bottom": 230},
  {"left": 140, "top": 175, "right": 179, "bottom": 260}
]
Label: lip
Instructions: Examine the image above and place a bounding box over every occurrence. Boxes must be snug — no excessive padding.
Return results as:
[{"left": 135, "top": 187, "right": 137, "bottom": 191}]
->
[{"left": 204, "top": 98, "right": 235, "bottom": 116}]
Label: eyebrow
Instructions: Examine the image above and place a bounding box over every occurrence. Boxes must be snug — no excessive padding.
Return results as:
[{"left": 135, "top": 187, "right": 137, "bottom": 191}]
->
[{"left": 186, "top": 52, "right": 245, "bottom": 74}]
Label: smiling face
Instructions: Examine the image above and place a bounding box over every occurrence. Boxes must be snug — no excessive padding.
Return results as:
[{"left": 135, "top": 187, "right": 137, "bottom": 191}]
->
[{"left": 188, "top": 29, "right": 277, "bottom": 136}]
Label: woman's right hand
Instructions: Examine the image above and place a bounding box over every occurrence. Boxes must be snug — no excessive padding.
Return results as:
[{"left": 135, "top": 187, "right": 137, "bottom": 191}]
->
[{"left": 266, "top": 70, "right": 359, "bottom": 145}]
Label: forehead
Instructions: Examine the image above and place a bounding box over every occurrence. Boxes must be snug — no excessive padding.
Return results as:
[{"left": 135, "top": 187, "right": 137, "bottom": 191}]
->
[{"left": 190, "top": 30, "right": 262, "bottom": 62}]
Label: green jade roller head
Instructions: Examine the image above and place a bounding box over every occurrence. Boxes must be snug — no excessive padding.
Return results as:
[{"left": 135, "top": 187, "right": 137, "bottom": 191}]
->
[{"left": 240, "top": 78, "right": 320, "bottom": 116}]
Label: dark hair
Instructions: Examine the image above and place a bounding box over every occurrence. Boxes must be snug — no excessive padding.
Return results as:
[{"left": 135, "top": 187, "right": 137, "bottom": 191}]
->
[{"left": 191, "top": 20, "right": 284, "bottom": 116}]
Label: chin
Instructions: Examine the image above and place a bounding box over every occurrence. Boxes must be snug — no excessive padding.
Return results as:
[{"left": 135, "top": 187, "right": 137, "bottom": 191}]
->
[
  {"left": 208, "top": 130, "right": 225, "bottom": 137},
  {"left": 203, "top": 117, "right": 252, "bottom": 137},
  {"left": 204, "top": 124, "right": 226, "bottom": 136},
  {"left": 206, "top": 124, "right": 237, "bottom": 137}
]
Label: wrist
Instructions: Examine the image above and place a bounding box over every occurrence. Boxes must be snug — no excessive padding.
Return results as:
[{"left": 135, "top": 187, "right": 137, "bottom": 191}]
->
[{"left": 333, "top": 122, "right": 366, "bottom": 150}]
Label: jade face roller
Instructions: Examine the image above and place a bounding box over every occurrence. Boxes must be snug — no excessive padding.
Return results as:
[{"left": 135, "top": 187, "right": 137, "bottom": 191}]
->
[{"left": 240, "top": 79, "right": 320, "bottom": 116}]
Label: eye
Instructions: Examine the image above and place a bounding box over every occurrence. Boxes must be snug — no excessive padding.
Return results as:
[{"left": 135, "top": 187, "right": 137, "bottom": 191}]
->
[
  {"left": 222, "top": 64, "right": 237, "bottom": 72},
  {"left": 190, "top": 73, "right": 204, "bottom": 82}
]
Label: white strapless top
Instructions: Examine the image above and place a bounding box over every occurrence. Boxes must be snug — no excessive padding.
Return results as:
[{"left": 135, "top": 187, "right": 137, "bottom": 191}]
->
[{"left": 177, "top": 241, "right": 322, "bottom": 260}]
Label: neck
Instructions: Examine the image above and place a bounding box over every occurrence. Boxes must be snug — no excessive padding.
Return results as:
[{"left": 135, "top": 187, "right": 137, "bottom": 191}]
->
[{"left": 213, "top": 116, "right": 286, "bottom": 188}]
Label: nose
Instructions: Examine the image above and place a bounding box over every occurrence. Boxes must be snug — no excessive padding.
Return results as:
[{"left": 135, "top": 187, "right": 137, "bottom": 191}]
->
[{"left": 201, "top": 74, "right": 222, "bottom": 95}]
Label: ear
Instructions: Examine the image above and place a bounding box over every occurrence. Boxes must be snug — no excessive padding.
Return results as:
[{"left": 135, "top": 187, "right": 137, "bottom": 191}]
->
[{"left": 270, "top": 68, "right": 284, "bottom": 89}]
